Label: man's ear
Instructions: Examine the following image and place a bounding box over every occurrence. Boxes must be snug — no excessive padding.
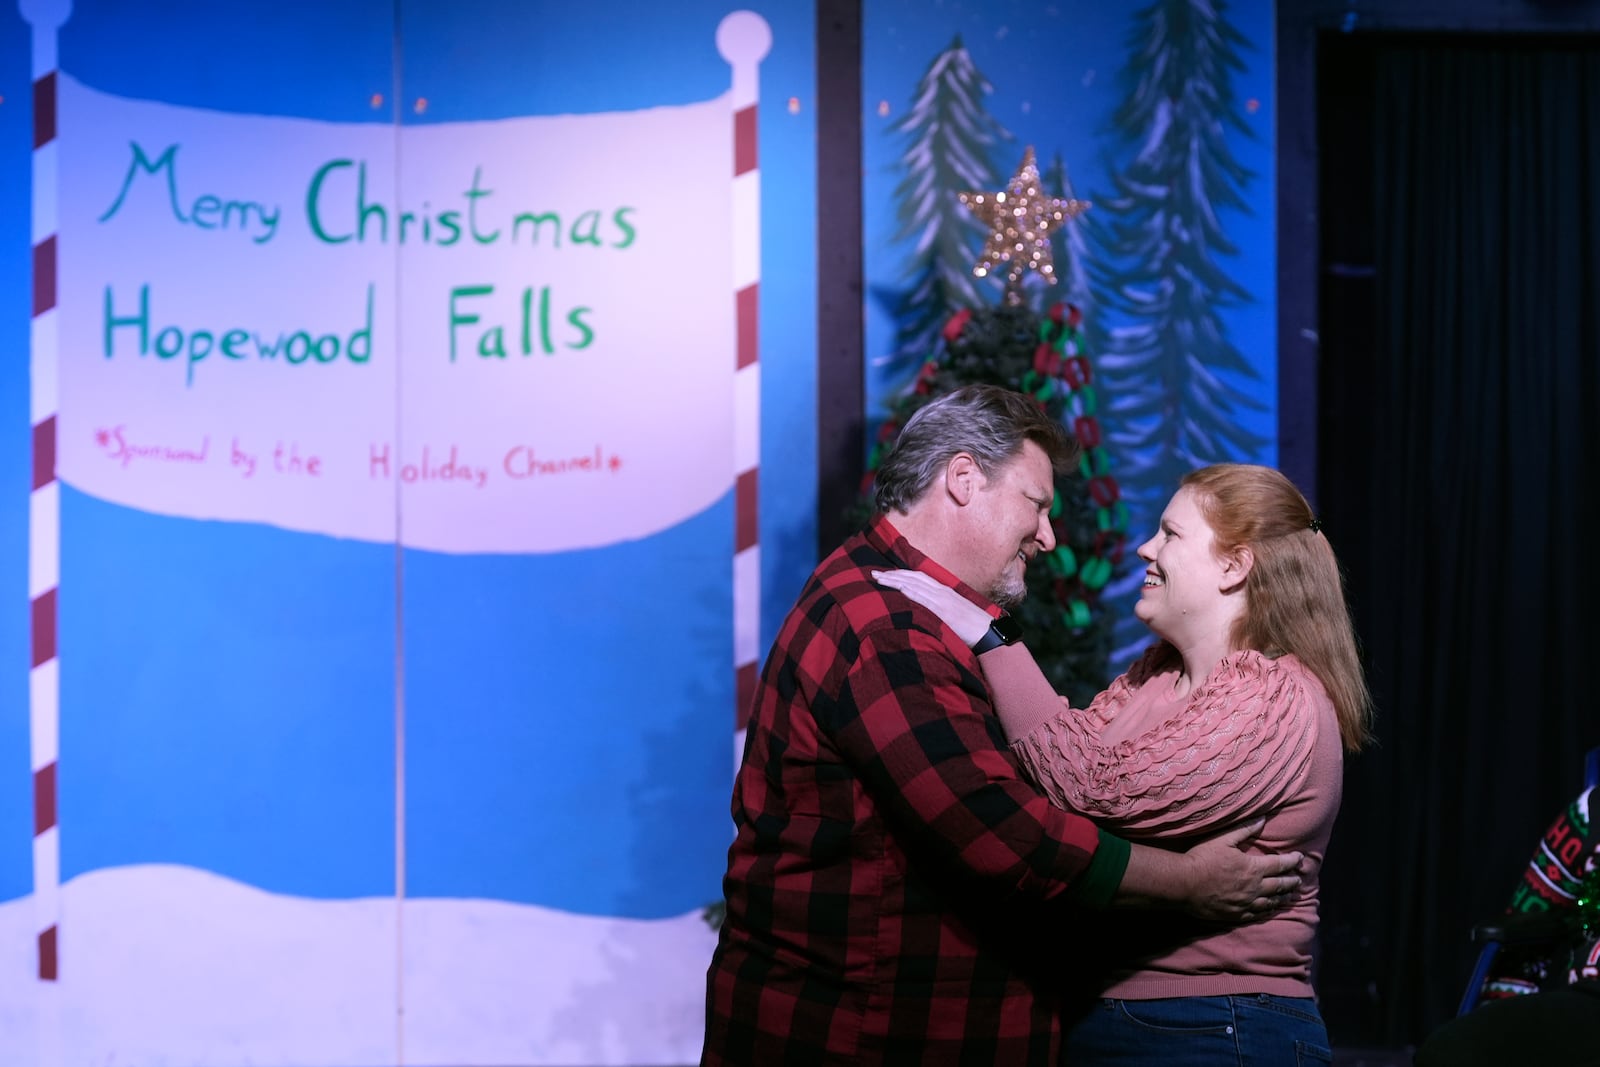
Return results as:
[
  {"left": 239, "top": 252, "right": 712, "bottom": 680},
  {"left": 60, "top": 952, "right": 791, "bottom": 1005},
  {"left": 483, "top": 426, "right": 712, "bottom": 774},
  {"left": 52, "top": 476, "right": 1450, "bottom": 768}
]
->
[
  {"left": 1220, "top": 544, "right": 1254, "bottom": 593},
  {"left": 944, "top": 452, "right": 983, "bottom": 507}
]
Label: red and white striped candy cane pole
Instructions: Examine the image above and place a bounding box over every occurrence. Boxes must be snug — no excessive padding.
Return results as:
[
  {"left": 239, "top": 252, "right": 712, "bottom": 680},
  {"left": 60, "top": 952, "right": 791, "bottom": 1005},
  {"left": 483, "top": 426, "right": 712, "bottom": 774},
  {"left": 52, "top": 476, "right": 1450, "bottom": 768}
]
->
[
  {"left": 718, "top": 12, "right": 769, "bottom": 760},
  {"left": 24, "top": 0, "right": 66, "bottom": 982},
  {"left": 22, "top": 1, "right": 71, "bottom": 1062}
]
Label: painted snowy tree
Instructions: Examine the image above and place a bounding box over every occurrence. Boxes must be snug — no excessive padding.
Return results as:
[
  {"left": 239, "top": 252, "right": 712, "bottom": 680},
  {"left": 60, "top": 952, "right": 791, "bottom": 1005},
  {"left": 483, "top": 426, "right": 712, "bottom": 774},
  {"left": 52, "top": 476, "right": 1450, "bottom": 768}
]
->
[
  {"left": 1094, "top": 0, "right": 1268, "bottom": 662},
  {"left": 876, "top": 36, "right": 1012, "bottom": 386}
]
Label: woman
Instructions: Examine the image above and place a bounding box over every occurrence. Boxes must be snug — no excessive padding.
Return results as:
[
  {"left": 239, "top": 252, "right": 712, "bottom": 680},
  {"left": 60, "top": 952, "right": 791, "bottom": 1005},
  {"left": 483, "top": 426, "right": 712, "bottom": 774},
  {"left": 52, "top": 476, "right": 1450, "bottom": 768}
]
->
[{"left": 875, "top": 463, "right": 1371, "bottom": 1066}]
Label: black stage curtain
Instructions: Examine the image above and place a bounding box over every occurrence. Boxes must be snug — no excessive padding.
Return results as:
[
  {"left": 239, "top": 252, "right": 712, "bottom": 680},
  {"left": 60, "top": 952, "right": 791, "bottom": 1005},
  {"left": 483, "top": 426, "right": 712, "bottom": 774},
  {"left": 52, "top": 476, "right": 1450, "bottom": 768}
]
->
[{"left": 1316, "top": 33, "right": 1600, "bottom": 1047}]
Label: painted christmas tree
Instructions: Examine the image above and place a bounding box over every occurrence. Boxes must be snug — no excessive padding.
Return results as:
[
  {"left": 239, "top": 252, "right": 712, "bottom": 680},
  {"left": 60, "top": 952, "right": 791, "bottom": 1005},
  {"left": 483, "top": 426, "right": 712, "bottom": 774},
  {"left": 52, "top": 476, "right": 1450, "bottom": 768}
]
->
[
  {"left": 1092, "top": 0, "right": 1268, "bottom": 662},
  {"left": 877, "top": 35, "right": 1013, "bottom": 387},
  {"left": 865, "top": 151, "right": 1127, "bottom": 708}
]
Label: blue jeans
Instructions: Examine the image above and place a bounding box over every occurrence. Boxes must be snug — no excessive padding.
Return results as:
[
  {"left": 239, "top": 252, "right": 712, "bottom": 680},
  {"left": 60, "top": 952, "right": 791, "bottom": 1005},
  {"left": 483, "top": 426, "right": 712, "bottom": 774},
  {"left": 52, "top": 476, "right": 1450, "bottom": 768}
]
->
[{"left": 1064, "top": 993, "right": 1332, "bottom": 1066}]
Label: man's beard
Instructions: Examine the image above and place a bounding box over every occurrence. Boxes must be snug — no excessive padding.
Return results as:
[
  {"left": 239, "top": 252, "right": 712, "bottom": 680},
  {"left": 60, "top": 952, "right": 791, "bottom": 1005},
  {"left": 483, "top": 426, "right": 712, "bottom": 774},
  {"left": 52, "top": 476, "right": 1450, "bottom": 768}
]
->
[{"left": 989, "top": 569, "right": 1027, "bottom": 611}]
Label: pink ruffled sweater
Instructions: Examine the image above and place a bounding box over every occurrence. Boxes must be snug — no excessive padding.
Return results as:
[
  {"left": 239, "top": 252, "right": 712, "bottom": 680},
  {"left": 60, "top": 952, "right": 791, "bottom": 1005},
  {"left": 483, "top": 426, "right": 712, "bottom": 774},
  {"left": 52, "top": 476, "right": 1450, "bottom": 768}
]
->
[{"left": 994, "top": 645, "right": 1342, "bottom": 999}]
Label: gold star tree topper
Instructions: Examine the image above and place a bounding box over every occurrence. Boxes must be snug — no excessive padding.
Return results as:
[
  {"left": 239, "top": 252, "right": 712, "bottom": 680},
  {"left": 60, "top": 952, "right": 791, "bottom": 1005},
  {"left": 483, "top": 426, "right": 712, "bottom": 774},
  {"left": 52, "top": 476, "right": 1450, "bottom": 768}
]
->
[{"left": 959, "top": 147, "right": 1090, "bottom": 286}]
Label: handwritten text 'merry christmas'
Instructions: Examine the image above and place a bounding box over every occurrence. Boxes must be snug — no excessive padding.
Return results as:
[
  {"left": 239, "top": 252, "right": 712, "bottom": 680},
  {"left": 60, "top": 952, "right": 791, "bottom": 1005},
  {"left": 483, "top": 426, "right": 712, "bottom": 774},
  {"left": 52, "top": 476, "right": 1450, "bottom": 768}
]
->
[{"left": 95, "top": 142, "right": 637, "bottom": 386}]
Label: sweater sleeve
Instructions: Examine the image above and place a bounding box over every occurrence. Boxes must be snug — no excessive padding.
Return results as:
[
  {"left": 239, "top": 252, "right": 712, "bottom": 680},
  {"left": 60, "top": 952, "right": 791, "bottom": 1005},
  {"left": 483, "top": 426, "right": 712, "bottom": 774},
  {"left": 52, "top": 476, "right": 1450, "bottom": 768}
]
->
[
  {"left": 1485, "top": 786, "right": 1598, "bottom": 994},
  {"left": 975, "top": 642, "right": 1072, "bottom": 742},
  {"left": 1010, "top": 652, "right": 1323, "bottom": 839}
]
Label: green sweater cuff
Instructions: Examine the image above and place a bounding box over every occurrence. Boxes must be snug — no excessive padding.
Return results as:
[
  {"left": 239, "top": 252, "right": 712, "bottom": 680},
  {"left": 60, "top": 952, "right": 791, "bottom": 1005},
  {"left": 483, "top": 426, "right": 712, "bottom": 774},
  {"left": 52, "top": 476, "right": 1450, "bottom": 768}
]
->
[{"left": 1068, "top": 829, "right": 1130, "bottom": 909}]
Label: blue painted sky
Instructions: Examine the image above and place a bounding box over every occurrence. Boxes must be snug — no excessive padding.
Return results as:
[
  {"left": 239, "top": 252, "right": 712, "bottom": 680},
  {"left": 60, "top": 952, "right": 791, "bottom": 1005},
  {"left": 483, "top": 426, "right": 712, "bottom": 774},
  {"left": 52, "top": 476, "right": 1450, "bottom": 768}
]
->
[{"left": 0, "top": 3, "right": 32, "bottom": 903}]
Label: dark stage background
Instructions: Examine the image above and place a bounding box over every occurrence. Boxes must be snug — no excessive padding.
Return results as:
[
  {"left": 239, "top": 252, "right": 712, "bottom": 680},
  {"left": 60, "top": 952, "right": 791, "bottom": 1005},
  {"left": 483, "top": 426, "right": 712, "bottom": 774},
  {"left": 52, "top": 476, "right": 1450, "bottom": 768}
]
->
[{"left": 1313, "top": 27, "right": 1600, "bottom": 1046}]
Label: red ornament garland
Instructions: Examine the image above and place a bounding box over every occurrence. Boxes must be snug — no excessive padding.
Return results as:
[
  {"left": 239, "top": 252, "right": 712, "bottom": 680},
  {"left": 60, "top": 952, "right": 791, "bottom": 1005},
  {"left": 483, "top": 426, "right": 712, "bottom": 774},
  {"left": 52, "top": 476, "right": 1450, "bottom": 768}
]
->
[{"left": 1025, "top": 302, "right": 1128, "bottom": 629}]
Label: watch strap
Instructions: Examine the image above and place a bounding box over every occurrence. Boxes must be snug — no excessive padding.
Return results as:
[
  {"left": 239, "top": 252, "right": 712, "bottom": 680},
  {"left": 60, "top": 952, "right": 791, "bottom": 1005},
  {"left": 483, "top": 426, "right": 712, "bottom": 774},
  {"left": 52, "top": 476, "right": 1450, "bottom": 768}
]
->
[{"left": 971, "top": 613, "right": 1021, "bottom": 655}]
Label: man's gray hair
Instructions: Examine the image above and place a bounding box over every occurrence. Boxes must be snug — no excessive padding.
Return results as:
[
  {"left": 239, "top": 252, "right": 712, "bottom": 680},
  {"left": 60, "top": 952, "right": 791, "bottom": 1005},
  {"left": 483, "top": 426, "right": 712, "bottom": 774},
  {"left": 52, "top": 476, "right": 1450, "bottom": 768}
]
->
[{"left": 873, "top": 384, "right": 1076, "bottom": 513}]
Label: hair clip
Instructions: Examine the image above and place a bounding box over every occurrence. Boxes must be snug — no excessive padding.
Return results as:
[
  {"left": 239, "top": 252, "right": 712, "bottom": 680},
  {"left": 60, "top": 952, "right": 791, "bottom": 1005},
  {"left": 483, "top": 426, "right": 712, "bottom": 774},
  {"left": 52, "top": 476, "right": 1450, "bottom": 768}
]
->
[{"left": 1308, "top": 518, "right": 1324, "bottom": 534}]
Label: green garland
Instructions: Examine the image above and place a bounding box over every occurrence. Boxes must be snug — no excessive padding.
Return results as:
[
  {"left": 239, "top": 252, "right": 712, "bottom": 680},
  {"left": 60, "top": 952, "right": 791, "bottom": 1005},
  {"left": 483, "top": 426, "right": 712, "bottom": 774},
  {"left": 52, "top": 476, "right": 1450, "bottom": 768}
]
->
[{"left": 1575, "top": 861, "right": 1600, "bottom": 941}]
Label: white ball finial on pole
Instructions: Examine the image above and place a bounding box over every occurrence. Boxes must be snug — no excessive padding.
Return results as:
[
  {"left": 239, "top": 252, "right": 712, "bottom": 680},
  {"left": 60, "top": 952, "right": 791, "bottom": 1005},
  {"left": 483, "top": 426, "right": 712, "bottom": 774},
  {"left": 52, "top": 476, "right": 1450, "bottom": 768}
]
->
[
  {"left": 717, "top": 11, "right": 771, "bottom": 108},
  {"left": 18, "top": 0, "right": 71, "bottom": 29},
  {"left": 19, "top": 0, "right": 72, "bottom": 71}
]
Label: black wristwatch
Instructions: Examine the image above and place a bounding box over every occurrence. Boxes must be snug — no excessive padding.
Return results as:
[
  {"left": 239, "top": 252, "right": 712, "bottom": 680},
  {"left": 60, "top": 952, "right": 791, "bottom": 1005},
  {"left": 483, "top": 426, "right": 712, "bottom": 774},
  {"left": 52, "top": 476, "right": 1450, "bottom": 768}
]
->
[{"left": 971, "top": 613, "right": 1022, "bottom": 655}]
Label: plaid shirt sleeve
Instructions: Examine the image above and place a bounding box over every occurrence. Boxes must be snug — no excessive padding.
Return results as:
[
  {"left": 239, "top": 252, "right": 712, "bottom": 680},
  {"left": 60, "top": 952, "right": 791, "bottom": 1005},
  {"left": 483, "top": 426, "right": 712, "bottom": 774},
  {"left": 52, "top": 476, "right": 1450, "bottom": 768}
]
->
[{"left": 827, "top": 620, "right": 1127, "bottom": 906}]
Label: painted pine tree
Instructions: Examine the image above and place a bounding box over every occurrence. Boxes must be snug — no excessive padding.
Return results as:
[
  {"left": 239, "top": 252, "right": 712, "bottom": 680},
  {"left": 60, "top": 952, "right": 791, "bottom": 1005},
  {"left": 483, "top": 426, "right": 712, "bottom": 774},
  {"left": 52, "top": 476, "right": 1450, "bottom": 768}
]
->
[
  {"left": 878, "top": 36, "right": 1012, "bottom": 386},
  {"left": 1094, "top": 0, "right": 1268, "bottom": 662}
]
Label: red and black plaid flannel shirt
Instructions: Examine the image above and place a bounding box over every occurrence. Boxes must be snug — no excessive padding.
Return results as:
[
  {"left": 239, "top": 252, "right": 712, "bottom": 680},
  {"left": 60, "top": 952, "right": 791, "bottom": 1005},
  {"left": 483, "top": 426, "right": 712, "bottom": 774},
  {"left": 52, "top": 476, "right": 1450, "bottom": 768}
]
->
[{"left": 702, "top": 517, "right": 1130, "bottom": 1066}]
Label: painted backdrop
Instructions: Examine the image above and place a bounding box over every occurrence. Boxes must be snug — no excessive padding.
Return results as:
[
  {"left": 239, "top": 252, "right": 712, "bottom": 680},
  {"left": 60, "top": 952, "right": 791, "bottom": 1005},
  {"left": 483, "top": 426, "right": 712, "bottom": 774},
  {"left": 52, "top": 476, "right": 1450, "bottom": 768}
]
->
[
  {"left": 861, "top": 0, "right": 1277, "bottom": 664},
  {"left": 0, "top": 1, "right": 818, "bottom": 1064}
]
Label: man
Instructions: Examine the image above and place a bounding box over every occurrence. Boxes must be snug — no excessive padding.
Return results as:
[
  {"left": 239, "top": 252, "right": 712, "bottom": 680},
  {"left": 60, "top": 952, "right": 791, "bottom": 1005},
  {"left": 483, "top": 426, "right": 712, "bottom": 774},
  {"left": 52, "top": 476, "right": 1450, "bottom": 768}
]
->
[{"left": 702, "top": 385, "right": 1302, "bottom": 1066}]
